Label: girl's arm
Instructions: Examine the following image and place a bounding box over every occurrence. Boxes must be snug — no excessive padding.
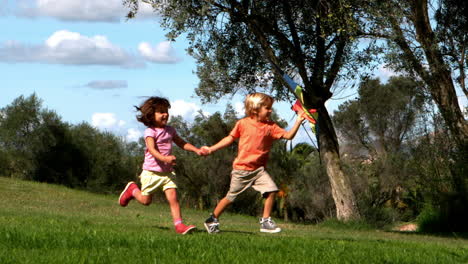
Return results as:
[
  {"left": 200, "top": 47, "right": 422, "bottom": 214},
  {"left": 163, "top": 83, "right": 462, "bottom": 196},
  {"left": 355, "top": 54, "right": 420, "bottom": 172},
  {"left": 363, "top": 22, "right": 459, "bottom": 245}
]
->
[
  {"left": 146, "top": 136, "right": 176, "bottom": 165},
  {"left": 173, "top": 133, "right": 204, "bottom": 155},
  {"left": 282, "top": 115, "right": 305, "bottom": 140}
]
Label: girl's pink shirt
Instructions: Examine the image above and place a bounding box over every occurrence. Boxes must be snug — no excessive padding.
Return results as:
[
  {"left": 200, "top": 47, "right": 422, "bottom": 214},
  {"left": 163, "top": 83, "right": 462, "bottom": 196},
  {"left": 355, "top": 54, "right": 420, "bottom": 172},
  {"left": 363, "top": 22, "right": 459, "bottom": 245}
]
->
[{"left": 142, "top": 126, "right": 176, "bottom": 172}]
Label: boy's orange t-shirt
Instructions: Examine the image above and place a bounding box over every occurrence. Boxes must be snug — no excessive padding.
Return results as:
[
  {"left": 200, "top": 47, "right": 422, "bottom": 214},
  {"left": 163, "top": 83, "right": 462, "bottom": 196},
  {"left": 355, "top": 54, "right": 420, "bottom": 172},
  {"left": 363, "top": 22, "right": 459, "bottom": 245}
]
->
[{"left": 229, "top": 117, "right": 286, "bottom": 171}]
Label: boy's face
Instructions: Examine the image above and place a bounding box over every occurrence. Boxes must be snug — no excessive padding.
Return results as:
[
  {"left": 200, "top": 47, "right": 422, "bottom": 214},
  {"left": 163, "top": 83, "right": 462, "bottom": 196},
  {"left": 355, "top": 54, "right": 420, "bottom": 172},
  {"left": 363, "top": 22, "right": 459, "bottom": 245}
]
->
[
  {"left": 154, "top": 107, "right": 169, "bottom": 127},
  {"left": 257, "top": 103, "right": 273, "bottom": 121}
]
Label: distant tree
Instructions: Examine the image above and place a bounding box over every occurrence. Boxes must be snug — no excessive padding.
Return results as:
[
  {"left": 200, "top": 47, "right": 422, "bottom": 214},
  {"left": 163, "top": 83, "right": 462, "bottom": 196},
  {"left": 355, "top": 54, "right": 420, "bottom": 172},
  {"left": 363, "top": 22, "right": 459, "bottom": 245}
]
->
[
  {"left": 69, "top": 123, "right": 139, "bottom": 192},
  {"left": 333, "top": 77, "right": 427, "bottom": 158},
  {"left": 0, "top": 94, "right": 146, "bottom": 193},
  {"left": 0, "top": 94, "right": 46, "bottom": 179},
  {"left": 31, "top": 110, "right": 86, "bottom": 187}
]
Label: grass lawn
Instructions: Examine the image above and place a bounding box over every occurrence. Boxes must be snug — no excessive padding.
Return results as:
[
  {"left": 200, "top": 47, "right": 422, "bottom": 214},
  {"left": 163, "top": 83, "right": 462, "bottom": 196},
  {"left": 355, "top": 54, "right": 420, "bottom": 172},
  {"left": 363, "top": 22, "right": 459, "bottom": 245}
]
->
[{"left": 0, "top": 176, "right": 467, "bottom": 263}]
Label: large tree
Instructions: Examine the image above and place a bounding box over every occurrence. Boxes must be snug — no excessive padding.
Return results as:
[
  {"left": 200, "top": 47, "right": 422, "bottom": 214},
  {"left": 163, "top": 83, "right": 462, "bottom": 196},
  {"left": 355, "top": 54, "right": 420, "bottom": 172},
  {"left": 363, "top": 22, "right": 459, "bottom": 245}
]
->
[
  {"left": 361, "top": 0, "right": 467, "bottom": 148},
  {"left": 125, "top": 0, "right": 367, "bottom": 220}
]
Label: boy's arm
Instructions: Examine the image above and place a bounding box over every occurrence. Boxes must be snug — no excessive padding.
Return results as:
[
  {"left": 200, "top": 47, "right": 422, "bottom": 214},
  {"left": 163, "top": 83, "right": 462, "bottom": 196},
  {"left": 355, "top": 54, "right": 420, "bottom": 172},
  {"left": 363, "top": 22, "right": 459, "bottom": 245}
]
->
[
  {"left": 204, "top": 135, "right": 235, "bottom": 154},
  {"left": 146, "top": 136, "right": 176, "bottom": 165},
  {"left": 173, "top": 133, "right": 204, "bottom": 155},
  {"left": 282, "top": 115, "right": 305, "bottom": 140}
]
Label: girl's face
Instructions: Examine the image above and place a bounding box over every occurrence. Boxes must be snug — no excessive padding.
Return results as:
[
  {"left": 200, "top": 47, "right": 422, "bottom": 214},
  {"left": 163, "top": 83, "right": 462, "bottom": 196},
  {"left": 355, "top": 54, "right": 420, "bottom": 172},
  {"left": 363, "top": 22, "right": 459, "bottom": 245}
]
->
[
  {"left": 154, "top": 107, "right": 169, "bottom": 127},
  {"left": 256, "top": 103, "right": 273, "bottom": 121}
]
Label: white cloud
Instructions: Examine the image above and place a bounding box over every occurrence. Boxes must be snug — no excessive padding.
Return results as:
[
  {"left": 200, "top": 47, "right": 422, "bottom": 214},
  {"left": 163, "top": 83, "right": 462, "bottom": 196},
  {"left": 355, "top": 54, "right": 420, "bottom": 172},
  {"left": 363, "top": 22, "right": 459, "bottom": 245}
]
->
[
  {"left": 126, "top": 128, "right": 142, "bottom": 142},
  {"left": 375, "top": 64, "right": 398, "bottom": 82},
  {"left": 234, "top": 101, "right": 244, "bottom": 117},
  {"left": 0, "top": 30, "right": 144, "bottom": 68},
  {"left": 92, "top": 113, "right": 120, "bottom": 129},
  {"left": 15, "top": 0, "right": 156, "bottom": 22},
  {"left": 138, "top": 41, "right": 182, "bottom": 64},
  {"left": 170, "top": 100, "right": 210, "bottom": 121}
]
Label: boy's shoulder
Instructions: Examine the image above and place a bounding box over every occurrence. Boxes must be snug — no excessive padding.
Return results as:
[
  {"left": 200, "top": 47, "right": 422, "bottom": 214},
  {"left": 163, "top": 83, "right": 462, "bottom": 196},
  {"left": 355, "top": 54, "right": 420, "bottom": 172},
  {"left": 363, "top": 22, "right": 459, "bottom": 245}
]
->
[{"left": 237, "top": 118, "right": 277, "bottom": 129}]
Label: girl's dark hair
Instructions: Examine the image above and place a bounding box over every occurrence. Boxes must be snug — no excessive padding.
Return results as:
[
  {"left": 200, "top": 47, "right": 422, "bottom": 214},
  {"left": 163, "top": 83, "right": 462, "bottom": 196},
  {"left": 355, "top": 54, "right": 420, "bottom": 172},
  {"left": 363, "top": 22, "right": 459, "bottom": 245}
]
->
[{"left": 135, "top": 96, "right": 171, "bottom": 127}]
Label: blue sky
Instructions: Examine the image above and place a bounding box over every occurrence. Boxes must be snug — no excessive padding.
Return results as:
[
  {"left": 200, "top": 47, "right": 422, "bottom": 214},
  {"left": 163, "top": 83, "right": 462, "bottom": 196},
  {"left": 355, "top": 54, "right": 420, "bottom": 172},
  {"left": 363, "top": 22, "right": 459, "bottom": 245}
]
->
[{"left": 2, "top": 0, "right": 463, "bottom": 146}]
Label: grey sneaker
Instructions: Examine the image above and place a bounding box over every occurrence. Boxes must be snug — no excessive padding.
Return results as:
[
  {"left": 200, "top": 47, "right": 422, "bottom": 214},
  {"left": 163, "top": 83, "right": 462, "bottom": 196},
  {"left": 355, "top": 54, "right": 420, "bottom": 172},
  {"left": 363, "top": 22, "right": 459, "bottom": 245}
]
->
[
  {"left": 204, "top": 214, "right": 220, "bottom": 234},
  {"left": 260, "top": 217, "right": 281, "bottom": 233}
]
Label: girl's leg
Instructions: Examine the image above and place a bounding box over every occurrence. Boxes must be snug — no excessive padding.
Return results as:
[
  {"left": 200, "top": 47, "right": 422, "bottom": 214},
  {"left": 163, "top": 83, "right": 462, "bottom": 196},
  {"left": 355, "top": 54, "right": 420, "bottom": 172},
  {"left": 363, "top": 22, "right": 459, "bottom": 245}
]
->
[
  {"left": 133, "top": 189, "right": 153, "bottom": 206},
  {"left": 165, "top": 188, "right": 195, "bottom": 234},
  {"left": 262, "top": 192, "right": 276, "bottom": 218},
  {"left": 164, "top": 188, "right": 181, "bottom": 221},
  {"left": 213, "top": 197, "right": 232, "bottom": 219}
]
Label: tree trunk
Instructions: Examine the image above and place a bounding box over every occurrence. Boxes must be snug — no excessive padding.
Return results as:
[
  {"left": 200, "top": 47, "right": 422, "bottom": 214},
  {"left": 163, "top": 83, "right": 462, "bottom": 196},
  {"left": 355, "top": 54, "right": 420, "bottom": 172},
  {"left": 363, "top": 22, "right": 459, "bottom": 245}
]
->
[
  {"left": 317, "top": 104, "right": 360, "bottom": 220},
  {"left": 428, "top": 76, "right": 468, "bottom": 146},
  {"left": 410, "top": 0, "right": 468, "bottom": 146}
]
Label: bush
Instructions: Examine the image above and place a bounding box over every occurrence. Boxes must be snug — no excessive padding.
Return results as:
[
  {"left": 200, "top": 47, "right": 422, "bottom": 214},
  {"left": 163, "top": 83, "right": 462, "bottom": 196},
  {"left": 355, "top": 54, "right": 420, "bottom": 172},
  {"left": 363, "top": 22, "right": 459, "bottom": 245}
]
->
[
  {"left": 418, "top": 194, "right": 468, "bottom": 233},
  {"left": 287, "top": 153, "right": 335, "bottom": 223}
]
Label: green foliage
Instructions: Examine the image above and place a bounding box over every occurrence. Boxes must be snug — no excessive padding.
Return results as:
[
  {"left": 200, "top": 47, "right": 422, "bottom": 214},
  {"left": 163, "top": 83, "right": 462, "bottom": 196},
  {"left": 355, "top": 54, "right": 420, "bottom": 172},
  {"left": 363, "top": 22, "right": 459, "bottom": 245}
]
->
[
  {"left": 286, "top": 151, "right": 334, "bottom": 222},
  {"left": 2, "top": 90, "right": 463, "bottom": 231},
  {"left": 0, "top": 94, "right": 44, "bottom": 179},
  {"left": 124, "top": 0, "right": 372, "bottom": 105},
  {"left": 332, "top": 75, "right": 468, "bottom": 229},
  {"left": 412, "top": 135, "right": 468, "bottom": 233},
  {"left": 361, "top": 0, "right": 468, "bottom": 149},
  {"left": 417, "top": 196, "right": 468, "bottom": 234},
  {"left": 0, "top": 94, "right": 142, "bottom": 194},
  {"left": 333, "top": 76, "right": 427, "bottom": 157}
]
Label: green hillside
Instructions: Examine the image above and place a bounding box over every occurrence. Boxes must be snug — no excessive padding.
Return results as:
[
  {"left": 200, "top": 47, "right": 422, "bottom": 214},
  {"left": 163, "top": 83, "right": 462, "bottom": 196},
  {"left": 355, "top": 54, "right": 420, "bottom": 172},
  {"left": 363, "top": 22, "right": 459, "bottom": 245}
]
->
[{"left": 0, "top": 177, "right": 466, "bottom": 263}]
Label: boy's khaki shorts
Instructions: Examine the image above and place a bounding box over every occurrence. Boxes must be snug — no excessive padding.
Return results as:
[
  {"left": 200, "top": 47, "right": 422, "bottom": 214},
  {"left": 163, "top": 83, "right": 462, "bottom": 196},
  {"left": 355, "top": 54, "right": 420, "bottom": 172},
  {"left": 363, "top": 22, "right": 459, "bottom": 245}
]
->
[
  {"left": 225, "top": 167, "right": 279, "bottom": 201},
  {"left": 139, "top": 170, "right": 177, "bottom": 195}
]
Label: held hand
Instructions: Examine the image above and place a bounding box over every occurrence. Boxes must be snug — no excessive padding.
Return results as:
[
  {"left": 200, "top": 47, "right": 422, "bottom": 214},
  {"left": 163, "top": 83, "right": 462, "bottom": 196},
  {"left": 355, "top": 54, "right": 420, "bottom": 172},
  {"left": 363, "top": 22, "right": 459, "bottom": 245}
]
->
[
  {"left": 298, "top": 113, "right": 306, "bottom": 123},
  {"left": 200, "top": 146, "right": 212, "bottom": 155},
  {"left": 195, "top": 148, "right": 208, "bottom": 156}
]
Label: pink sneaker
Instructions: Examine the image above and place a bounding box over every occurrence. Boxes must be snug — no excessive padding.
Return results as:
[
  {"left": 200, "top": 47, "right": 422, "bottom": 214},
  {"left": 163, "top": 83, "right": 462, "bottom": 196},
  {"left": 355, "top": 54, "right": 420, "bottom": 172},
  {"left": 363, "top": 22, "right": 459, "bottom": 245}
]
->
[
  {"left": 119, "top": 181, "right": 137, "bottom": 207},
  {"left": 175, "top": 223, "right": 196, "bottom": 235}
]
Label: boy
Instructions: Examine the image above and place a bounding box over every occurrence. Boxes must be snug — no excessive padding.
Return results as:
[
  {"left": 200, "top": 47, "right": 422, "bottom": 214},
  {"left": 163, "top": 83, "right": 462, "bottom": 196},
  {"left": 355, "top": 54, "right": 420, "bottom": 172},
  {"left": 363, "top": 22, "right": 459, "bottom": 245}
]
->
[{"left": 202, "top": 92, "right": 304, "bottom": 233}]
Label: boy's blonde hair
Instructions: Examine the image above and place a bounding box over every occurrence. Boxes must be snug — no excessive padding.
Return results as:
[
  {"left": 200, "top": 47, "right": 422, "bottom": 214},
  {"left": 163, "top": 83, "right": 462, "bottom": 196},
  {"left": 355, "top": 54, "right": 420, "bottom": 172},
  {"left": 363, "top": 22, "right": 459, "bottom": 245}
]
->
[{"left": 244, "top": 93, "right": 274, "bottom": 116}]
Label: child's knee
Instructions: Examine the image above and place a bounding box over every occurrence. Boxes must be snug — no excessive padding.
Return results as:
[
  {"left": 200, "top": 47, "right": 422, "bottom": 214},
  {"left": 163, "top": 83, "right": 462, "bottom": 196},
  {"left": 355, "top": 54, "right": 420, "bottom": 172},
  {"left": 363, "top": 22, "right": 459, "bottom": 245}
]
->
[
  {"left": 164, "top": 188, "right": 178, "bottom": 202},
  {"left": 141, "top": 195, "right": 152, "bottom": 205},
  {"left": 264, "top": 191, "right": 277, "bottom": 198}
]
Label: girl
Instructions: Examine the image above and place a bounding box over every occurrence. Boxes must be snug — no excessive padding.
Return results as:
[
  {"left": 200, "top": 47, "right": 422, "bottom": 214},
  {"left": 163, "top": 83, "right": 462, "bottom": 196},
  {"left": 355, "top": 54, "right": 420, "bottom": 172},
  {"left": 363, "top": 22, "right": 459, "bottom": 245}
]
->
[{"left": 119, "top": 96, "right": 204, "bottom": 235}]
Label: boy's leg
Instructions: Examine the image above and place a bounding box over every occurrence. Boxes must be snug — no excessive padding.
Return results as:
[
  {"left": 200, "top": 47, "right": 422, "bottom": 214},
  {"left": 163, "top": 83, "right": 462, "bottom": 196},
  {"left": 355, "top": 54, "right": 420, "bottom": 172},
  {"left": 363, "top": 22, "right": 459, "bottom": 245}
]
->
[
  {"left": 260, "top": 192, "right": 281, "bottom": 233},
  {"left": 213, "top": 197, "right": 232, "bottom": 218},
  {"left": 204, "top": 169, "right": 258, "bottom": 234},
  {"left": 204, "top": 197, "right": 232, "bottom": 234},
  {"left": 165, "top": 188, "right": 196, "bottom": 235},
  {"left": 262, "top": 192, "right": 276, "bottom": 218},
  {"left": 250, "top": 168, "right": 281, "bottom": 233}
]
